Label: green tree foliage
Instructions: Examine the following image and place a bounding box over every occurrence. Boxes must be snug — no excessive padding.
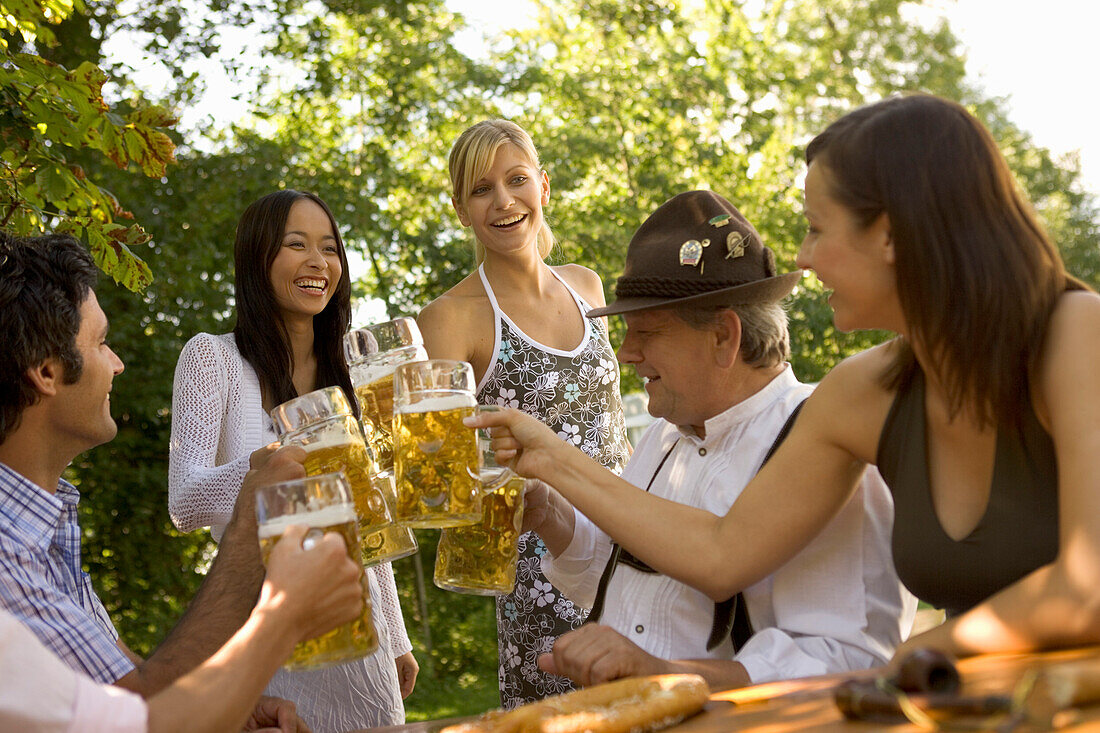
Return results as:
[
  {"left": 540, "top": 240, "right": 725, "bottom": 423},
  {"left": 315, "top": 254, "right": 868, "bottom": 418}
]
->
[
  {"left": 0, "top": 0, "right": 177, "bottom": 290},
  {"left": 498, "top": 0, "right": 1097, "bottom": 382},
  {"left": 247, "top": 0, "right": 499, "bottom": 315},
  {"left": 492, "top": 0, "right": 973, "bottom": 383}
]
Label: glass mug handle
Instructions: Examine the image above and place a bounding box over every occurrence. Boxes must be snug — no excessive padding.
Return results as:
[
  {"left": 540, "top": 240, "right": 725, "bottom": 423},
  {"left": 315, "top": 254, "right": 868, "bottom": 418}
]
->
[{"left": 475, "top": 404, "right": 515, "bottom": 491}]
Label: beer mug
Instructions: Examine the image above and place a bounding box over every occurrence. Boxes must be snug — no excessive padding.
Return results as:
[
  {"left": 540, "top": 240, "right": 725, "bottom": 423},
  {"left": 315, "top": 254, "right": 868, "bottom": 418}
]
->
[
  {"left": 392, "top": 359, "right": 514, "bottom": 527},
  {"left": 255, "top": 472, "right": 378, "bottom": 670},
  {"left": 434, "top": 438, "right": 526, "bottom": 595},
  {"left": 344, "top": 318, "right": 428, "bottom": 477},
  {"left": 359, "top": 472, "right": 418, "bottom": 565},
  {"left": 270, "top": 386, "right": 416, "bottom": 566}
]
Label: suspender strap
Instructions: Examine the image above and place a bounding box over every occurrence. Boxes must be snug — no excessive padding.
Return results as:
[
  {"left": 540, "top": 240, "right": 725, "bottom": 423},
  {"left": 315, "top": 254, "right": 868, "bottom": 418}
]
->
[
  {"left": 705, "top": 398, "right": 807, "bottom": 651},
  {"left": 587, "top": 397, "right": 806, "bottom": 652},
  {"left": 587, "top": 438, "right": 679, "bottom": 623}
]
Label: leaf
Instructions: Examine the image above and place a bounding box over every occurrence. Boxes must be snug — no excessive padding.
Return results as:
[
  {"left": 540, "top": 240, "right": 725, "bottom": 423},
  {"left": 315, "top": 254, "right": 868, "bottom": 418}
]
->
[
  {"left": 86, "top": 221, "right": 154, "bottom": 292},
  {"left": 127, "top": 104, "right": 178, "bottom": 128},
  {"left": 97, "top": 123, "right": 129, "bottom": 169},
  {"left": 65, "top": 61, "right": 109, "bottom": 113},
  {"left": 33, "top": 162, "right": 76, "bottom": 203},
  {"left": 134, "top": 129, "right": 177, "bottom": 178}
]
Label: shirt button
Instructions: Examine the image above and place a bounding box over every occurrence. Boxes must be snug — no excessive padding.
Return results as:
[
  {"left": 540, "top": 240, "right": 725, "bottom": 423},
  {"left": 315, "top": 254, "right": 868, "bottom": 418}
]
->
[
  {"left": 698, "top": 447, "right": 707, "bottom": 456},
  {"left": 635, "top": 624, "right": 644, "bottom": 634}
]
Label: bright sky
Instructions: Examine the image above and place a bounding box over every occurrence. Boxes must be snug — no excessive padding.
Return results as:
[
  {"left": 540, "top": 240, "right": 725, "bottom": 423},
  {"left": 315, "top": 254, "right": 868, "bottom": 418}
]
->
[
  {"left": 931, "top": 0, "right": 1100, "bottom": 196},
  {"left": 108, "top": 1, "right": 1100, "bottom": 197},
  {"left": 115, "top": 0, "right": 1099, "bottom": 197},
  {"left": 449, "top": 0, "right": 1100, "bottom": 197}
]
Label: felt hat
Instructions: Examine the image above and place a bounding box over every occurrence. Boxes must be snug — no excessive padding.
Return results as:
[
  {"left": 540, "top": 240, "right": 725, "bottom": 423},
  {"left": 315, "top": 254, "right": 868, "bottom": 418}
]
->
[{"left": 587, "top": 190, "right": 801, "bottom": 318}]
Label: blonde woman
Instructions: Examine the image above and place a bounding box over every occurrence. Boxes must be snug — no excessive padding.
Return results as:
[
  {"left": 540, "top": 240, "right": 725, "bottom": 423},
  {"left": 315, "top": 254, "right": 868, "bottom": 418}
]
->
[{"left": 418, "top": 119, "right": 631, "bottom": 707}]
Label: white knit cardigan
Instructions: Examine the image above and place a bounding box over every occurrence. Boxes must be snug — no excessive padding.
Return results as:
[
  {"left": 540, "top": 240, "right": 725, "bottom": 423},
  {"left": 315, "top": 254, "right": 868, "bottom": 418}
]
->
[{"left": 168, "top": 332, "right": 412, "bottom": 730}]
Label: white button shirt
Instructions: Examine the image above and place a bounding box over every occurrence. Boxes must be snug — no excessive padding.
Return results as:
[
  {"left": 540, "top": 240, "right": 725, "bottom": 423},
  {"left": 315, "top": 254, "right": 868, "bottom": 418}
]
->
[
  {"left": 543, "top": 366, "right": 916, "bottom": 683},
  {"left": 0, "top": 609, "right": 146, "bottom": 732}
]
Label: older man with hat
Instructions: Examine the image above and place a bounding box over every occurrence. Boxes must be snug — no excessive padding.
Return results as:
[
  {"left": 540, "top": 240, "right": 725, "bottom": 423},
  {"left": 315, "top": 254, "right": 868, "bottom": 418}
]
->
[{"left": 476, "top": 190, "right": 914, "bottom": 690}]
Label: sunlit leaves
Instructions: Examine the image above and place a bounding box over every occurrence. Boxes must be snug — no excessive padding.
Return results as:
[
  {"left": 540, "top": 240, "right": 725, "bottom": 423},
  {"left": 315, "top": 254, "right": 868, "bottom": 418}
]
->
[
  {"left": 0, "top": 43, "right": 176, "bottom": 290},
  {"left": 0, "top": 0, "right": 84, "bottom": 48}
]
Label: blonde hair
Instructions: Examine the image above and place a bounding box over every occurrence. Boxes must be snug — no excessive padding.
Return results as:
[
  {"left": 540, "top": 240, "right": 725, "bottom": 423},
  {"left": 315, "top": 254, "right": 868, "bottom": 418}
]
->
[{"left": 448, "top": 119, "right": 555, "bottom": 264}]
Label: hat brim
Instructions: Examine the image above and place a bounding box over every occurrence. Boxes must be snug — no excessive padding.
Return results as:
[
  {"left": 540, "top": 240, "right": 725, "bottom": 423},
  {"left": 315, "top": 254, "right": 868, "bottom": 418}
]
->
[{"left": 587, "top": 271, "right": 802, "bottom": 318}]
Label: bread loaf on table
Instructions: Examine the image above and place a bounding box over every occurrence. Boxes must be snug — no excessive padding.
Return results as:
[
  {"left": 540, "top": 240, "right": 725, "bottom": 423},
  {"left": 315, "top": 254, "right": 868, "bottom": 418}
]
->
[{"left": 443, "top": 674, "right": 710, "bottom": 733}]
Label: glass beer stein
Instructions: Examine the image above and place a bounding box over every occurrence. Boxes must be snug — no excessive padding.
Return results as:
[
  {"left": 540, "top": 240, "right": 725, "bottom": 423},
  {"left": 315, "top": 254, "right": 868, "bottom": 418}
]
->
[
  {"left": 434, "top": 439, "right": 526, "bottom": 595},
  {"left": 270, "top": 386, "right": 416, "bottom": 566},
  {"left": 344, "top": 318, "right": 428, "bottom": 477},
  {"left": 360, "top": 472, "right": 418, "bottom": 564},
  {"left": 392, "top": 359, "right": 514, "bottom": 527},
  {"left": 255, "top": 472, "right": 378, "bottom": 670}
]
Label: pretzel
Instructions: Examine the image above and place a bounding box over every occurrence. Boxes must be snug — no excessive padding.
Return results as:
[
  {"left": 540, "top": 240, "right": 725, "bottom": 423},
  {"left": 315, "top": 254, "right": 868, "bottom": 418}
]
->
[{"left": 443, "top": 674, "right": 710, "bottom": 733}]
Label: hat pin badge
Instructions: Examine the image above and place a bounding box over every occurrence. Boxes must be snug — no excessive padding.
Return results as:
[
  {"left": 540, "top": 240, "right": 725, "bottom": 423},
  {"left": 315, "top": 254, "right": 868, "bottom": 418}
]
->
[
  {"left": 679, "top": 238, "right": 710, "bottom": 272},
  {"left": 726, "top": 231, "right": 747, "bottom": 259}
]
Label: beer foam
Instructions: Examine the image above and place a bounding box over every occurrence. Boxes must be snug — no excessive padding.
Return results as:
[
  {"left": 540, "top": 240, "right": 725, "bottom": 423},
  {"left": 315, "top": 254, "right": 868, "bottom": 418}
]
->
[
  {"left": 354, "top": 363, "right": 397, "bottom": 383},
  {"left": 258, "top": 503, "right": 357, "bottom": 538},
  {"left": 287, "top": 427, "right": 366, "bottom": 452},
  {"left": 394, "top": 393, "right": 476, "bottom": 414}
]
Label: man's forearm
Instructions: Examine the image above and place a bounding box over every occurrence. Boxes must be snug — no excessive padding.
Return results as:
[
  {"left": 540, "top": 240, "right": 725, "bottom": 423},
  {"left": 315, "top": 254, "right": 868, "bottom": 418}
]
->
[
  {"left": 145, "top": 603, "right": 297, "bottom": 733},
  {"left": 116, "top": 510, "right": 265, "bottom": 695},
  {"left": 663, "top": 658, "right": 752, "bottom": 691}
]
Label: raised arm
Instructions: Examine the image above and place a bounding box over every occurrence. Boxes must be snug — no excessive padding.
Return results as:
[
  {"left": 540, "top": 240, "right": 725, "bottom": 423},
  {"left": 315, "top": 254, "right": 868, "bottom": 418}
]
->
[
  {"left": 474, "top": 352, "right": 881, "bottom": 602},
  {"left": 146, "top": 523, "right": 363, "bottom": 733},
  {"left": 114, "top": 447, "right": 308, "bottom": 696},
  {"left": 168, "top": 333, "right": 251, "bottom": 533},
  {"left": 900, "top": 291, "right": 1100, "bottom": 657}
]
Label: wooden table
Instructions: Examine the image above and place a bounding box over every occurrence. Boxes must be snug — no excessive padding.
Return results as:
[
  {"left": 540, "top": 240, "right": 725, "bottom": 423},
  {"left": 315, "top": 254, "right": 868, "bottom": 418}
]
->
[{"left": 360, "top": 647, "right": 1100, "bottom": 732}]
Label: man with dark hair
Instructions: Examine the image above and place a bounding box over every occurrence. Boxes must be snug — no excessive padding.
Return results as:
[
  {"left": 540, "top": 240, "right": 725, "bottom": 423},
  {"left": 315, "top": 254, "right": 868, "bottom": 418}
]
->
[
  {"left": 485, "top": 191, "right": 916, "bottom": 689},
  {"left": 0, "top": 231, "right": 322, "bottom": 727},
  {"left": 0, "top": 232, "right": 100, "bottom": 443}
]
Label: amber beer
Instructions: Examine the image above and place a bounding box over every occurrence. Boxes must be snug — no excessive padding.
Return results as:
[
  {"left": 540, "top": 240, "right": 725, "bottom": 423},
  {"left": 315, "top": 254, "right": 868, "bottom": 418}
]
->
[
  {"left": 359, "top": 472, "right": 418, "bottom": 565},
  {"left": 299, "top": 434, "right": 418, "bottom": 566},
  {"left": 435, "top": 472, "right": 525, "bottom": 595},
  {"left": 354, "top": 371, "right": 397, "bottom": 474},
  {"left": 271, "top": 387, "right": 416, "bottom": 567},
  {"left": 345, "top": 319, "right": 428, "bottom": 476},
  {"left": 256, "top": 498, "right": 378, "bottom": 670},
  {"left": 393, "top": 393, "right": 481, "bottom": 527}
]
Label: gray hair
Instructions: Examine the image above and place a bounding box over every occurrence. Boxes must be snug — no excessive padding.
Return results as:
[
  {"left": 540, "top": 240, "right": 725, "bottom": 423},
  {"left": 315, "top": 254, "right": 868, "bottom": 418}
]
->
[{"left": 674, "top": 301, "right": 790, "bottom": 368}]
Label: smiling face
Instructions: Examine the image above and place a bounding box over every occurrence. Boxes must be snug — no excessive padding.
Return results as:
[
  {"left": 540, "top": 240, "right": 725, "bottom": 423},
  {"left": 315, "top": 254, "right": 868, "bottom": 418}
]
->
[
  {"left": 796, "top": 161, "right": 903, "bottom": 334},
  {"left": 453, "top": 142, "right": 550, "bottom": 259},
  {"left": 269, "top": 198, "right": 343, "bottom": 323},
  {"left": 618, "top": 308, "right": 722, "bottom": 432},
  {"left": 55, "top": 292, "right": 125, "bottom": 451}
]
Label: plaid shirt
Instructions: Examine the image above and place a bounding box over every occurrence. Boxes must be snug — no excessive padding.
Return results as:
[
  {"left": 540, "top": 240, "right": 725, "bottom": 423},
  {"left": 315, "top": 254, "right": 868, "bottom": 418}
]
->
[{"left": 0, "top": 462, "right": 134, "bottom": 683}]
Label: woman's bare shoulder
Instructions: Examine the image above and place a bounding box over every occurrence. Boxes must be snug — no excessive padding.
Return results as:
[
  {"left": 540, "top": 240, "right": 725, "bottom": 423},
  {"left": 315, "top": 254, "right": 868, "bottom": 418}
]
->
[
  {"left": 419, "top": 273, "right": 488, "bottom": 320},
  {"left": 806, "top": 340, "right": 902, "bottom": 464},
  {"left": 1046, "top": 288, "right": 1100, "bottom": 339},
  {"left": 1038, "top": 289, "right": 1100, "bottom": 375},
  {"left": 1034, "top": 290, "right": 1100, "bottom": 424},
  {"left": 417, "top": 272, "right": 494, "bottom": 361},
  {"left": 553, "top": 263, "right": 607, "bottom": 307}
]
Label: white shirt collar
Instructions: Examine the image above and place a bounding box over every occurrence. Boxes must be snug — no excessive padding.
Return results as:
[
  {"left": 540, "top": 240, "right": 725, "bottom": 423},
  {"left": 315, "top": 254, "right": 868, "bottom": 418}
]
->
[{"left": 674, "top": 363, "right": 799, "bottom": 445}]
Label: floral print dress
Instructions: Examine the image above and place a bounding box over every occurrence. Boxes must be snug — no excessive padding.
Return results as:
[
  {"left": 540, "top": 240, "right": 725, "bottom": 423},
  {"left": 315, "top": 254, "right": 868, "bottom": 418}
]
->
[{"left": 475, "top": 265, "right": 631, "bottom": 708}]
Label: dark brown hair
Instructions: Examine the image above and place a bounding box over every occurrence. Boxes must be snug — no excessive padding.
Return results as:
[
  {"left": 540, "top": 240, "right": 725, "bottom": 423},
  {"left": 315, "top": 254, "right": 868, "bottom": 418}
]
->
[
  {"left": 806, "top": 94, "right": 1087, "bottom": 427},
  {"left": 231, "top": 190, "right": 357, "bottom": 414},
  {"left": 0, "top": 232, "right": 98, "bottom": 443}
]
